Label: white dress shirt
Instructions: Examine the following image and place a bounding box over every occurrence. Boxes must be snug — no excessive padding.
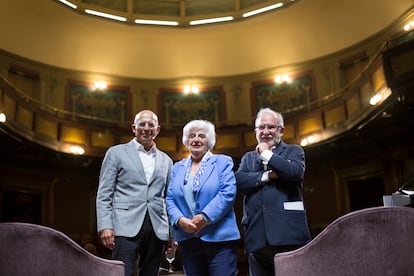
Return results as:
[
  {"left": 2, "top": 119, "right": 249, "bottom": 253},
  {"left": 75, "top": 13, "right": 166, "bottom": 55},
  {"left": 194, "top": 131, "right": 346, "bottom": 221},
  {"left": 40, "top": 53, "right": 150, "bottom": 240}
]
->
[{"left": 133, "top": 139, "right": 156, "bottom": 183}]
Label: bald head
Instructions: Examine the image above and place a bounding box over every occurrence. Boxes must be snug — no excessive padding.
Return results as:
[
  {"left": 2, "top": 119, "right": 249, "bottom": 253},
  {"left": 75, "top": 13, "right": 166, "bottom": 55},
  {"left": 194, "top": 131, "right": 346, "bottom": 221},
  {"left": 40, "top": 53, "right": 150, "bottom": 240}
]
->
[
  {"left": 134, "top": 110, "right": 159, "bottom": 125},
  {"left": 131, "top": 110, "right": 161, "bottom": 151}
]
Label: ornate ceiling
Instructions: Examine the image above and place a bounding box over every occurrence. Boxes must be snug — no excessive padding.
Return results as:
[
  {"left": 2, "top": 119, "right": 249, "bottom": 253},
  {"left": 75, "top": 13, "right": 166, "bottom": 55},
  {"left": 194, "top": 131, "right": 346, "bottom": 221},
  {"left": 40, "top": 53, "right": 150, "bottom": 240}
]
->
[
  {"left": 1, "top": 0, "right": 413, "bottom": 78},
  {"left": 60, "top": 0, "right": 299, "bottom": 27}
]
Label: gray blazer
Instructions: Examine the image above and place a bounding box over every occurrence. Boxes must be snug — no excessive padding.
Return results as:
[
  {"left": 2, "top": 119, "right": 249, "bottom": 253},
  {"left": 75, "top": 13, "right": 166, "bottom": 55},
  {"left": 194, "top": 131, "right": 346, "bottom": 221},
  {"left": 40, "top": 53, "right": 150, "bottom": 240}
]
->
[{"left": 96, "top": 139, "right": 173, "bottom": 240}]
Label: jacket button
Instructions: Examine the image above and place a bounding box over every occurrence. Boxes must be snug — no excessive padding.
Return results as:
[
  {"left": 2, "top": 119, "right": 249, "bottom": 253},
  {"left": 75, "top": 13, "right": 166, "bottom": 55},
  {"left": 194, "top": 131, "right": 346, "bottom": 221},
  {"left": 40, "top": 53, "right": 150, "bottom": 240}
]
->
[{"left": 262, "top": 204, "right": 267, "bottom": 208}]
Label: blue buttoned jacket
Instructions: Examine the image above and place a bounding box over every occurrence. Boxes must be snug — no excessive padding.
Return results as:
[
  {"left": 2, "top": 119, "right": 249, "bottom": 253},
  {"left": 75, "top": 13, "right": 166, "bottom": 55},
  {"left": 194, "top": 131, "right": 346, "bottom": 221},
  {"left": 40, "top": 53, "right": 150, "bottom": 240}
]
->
[{"left": 166, "top": 154, "right": 241, "bottom": 243}]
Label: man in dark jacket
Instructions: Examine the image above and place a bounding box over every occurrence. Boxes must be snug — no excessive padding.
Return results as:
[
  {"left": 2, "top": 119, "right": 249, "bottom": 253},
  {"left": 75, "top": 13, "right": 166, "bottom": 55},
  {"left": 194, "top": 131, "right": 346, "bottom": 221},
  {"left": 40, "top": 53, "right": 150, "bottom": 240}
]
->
[{"left": 235, "top": 107, "right": 311, "bottom": 276}]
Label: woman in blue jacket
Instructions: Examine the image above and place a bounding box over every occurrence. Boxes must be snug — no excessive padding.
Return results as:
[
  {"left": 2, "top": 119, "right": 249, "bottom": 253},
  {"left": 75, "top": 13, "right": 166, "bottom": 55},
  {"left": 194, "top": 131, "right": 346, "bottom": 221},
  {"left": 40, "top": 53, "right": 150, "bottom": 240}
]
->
[{"left": 166, "top": 119, "right": 240, "bottom": 276}]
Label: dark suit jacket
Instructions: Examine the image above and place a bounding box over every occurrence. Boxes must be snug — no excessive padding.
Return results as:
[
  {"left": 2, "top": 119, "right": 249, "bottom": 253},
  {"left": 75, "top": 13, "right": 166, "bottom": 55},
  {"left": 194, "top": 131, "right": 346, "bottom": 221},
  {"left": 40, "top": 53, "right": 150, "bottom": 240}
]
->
[{"left": 235, "top": 140, "right": 311, "bottom": 253}]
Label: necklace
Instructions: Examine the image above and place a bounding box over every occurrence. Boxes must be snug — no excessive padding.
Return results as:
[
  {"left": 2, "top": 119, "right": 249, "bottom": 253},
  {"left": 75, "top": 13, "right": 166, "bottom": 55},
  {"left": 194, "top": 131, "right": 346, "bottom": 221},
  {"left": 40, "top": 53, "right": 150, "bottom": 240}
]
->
[{"left": 184, "top": 151, "right": 212, "bottom": 193}]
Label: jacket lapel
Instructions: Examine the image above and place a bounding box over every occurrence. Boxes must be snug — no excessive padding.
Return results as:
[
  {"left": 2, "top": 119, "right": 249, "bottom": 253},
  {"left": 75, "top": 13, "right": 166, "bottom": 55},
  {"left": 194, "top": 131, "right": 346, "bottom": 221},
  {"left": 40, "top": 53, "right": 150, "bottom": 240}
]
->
[
  {"left": 150, "top": 149, "right": 165, "bottom": 184},
  {"left": 150, "top": 150, "right": 159, "bottom": 184},
  {"left": 125, "top": 140, "right": 147, "bottom": 181},
  {"left": 197, "top": 155, "right": 216, "bottom": 192},
  {"left": 177, "top": 160, "right": 188, "bottom": 192},
  {"left": 273, "top": 141, "right": 286, "bottom": 156}
]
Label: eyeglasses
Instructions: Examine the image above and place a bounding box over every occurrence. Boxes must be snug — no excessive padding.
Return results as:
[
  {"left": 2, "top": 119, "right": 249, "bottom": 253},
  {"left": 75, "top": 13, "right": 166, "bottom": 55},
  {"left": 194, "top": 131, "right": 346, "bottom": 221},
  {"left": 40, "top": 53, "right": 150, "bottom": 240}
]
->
[
  {"left": 255, "top": 124, "right": 282, "bottom": 131},
  {"left": 136, "top": 122, "right": 157, "bottom": 129}
]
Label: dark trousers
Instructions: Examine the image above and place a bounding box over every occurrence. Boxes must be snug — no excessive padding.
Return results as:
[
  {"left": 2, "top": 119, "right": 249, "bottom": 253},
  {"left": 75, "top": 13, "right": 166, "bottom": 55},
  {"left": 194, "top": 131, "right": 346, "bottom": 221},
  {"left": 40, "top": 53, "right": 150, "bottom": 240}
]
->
[
  {"left": 112, "top": 213, "right": 165, "bottom": 276},
  {"left": 179, "top": 237, "right": 238, "bottom": 276},
  {"left": 249, "top": 244, "right": 302, "bottom": 276}
]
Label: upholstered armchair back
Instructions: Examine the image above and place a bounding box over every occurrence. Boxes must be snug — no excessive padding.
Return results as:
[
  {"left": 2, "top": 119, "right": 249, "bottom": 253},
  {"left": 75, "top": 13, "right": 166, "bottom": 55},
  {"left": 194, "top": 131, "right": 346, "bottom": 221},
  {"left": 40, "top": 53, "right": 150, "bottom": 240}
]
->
[
  {"left": 274, "top": 206, "right": 414, "bottom": 276},
  {"left": 0, "top": 222, "right": 124, "bottom": 276}
]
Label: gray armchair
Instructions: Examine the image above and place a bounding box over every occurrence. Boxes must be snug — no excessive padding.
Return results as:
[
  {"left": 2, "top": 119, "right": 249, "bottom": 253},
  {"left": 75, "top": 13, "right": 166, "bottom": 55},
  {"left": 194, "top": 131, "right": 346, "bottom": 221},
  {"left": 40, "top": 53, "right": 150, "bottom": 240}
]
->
[
  {"left": 0, "top": 222, "right": 124, "bottom": 276},
  {"left": 274, "top": 206, "right": 414, "bottom": 276}
]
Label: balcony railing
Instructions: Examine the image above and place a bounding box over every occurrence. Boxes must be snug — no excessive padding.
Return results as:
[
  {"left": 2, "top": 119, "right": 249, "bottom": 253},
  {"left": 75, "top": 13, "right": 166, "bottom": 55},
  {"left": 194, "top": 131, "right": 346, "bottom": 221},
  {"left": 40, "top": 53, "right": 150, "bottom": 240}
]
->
[{"left": 1, "top": 35, "right": 413, "bottom": 160}]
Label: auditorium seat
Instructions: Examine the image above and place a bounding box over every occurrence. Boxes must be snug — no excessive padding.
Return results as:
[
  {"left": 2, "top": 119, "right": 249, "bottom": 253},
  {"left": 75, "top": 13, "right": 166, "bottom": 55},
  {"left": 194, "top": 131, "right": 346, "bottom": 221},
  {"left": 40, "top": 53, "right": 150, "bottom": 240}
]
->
[
  {"left": 274, "top": 206, "right": 414, "bottom": 276},
  {"left": 0, "top": 222, "right": 124, "bottom": 276}
]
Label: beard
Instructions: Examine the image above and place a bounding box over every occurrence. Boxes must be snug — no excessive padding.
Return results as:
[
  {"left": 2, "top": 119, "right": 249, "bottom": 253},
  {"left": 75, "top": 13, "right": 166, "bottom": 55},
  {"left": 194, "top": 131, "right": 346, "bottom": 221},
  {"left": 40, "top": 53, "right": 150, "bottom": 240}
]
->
[{"left": 257, "top": 134, "right": 281, "bottom": 147}]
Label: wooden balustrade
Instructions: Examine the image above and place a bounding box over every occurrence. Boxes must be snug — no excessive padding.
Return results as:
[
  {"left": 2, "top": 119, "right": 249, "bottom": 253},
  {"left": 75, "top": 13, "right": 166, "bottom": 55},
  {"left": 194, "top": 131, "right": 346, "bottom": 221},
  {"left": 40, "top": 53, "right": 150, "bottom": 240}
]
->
[{"left": 1, "top": 37, "right": 411, "bottom": 160}]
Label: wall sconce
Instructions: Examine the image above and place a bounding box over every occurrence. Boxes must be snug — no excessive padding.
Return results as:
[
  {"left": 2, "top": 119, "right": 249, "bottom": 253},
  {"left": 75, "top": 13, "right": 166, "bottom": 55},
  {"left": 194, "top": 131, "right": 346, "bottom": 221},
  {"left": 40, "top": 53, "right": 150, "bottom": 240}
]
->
[
  {"left": 300, "top": 135, "right": 317, "bottom": 147},
  {"left": 0, "top": 112, "right": 6, "bottom": 123},
  {"left": 184, "top": 85, "right": 199, "bottom": 94},
  {"left": 369, "top": 87, "right": 392, "bottom": 106},
  {"left": 274, "top": 75, "right": 291, "bottom": 84},
  {"left": 69, "top": 145, "right": 85, "bottom": 155},
  {"left": 403, "top": 21, "right": 414, "bottom": 31},
  {"left": 94, "top": 81, "right": 107, "bottom": 90}
]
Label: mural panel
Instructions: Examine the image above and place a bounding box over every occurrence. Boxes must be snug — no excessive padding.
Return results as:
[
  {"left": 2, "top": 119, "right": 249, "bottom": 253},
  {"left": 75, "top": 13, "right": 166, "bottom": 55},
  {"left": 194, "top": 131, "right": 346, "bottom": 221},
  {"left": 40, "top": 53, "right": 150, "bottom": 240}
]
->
[
  {"left": 252, "top": 72, "right": 316, "bottom": 117},
  {"left": 159, "top": 87, "right": 225, "bottom": 128},
  {"left": 67, "top": 81, "right": 130, "bottom": 125}
]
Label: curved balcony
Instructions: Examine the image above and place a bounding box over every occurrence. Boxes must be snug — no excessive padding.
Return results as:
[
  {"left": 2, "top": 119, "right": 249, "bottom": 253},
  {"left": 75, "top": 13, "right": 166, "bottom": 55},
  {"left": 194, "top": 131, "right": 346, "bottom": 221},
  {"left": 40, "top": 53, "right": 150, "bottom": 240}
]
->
[{"left": 1, "top": 33, "right": 413, "bottom": 161}]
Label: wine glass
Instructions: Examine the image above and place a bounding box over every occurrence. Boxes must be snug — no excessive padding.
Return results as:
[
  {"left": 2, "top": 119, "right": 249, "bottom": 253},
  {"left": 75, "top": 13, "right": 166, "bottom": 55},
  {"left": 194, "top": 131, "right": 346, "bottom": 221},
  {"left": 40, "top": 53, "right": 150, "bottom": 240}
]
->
[{"left": 165, "top": 246, "right": 176, "bottom": 273}]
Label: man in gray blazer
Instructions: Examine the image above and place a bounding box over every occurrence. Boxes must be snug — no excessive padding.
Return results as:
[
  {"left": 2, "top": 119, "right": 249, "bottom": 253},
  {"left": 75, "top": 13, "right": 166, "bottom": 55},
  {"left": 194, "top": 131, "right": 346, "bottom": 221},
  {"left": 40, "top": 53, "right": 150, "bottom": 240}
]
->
[{"left": 96, "top": 110, "right": 173, "bottom": 276}]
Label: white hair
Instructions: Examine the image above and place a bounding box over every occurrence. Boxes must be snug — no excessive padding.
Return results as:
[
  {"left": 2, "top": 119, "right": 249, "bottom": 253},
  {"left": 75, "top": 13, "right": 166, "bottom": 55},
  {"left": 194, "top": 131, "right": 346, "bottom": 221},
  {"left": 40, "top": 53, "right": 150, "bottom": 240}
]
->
[
  {"left": 255, "top": 107, "right": 284, "bottom": 128},
  {"left": 182, "top": 120, "right": 216, "bottom": 150}
]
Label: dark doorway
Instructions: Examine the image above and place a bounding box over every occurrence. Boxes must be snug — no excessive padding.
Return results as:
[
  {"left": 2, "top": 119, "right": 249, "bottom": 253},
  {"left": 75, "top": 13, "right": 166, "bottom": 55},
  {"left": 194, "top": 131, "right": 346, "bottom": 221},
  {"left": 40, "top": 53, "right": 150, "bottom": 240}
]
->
[
  {"left": 1, "top": 190, "right": 42, "bottom": 223},
  {"left": 347, "top": 176, "right": 385, "bottom": 211}
]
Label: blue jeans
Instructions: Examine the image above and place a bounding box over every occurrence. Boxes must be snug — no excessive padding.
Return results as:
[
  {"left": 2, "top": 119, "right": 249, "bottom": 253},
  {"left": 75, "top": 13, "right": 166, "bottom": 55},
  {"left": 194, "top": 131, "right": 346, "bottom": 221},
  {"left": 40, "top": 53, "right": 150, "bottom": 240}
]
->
[{"left": 179, "top": 237, "right": 238, "bottom": 276}]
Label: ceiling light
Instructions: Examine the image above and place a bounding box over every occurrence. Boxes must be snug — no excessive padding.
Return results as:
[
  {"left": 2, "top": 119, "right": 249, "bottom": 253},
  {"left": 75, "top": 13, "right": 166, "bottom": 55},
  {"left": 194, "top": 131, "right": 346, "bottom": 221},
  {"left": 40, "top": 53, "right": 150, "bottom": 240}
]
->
[
  {"left": 189, "top": 16, "right": 233, "bottom": 26},
  {"left": 243, "top": 3, "right": 284, "bottom": 18},
  {"left": 85, "top": 9, "right": 127, "bottom": 22},
  {"left": 135, "top": 19, "right": 179, "bottom": 26},
  {"left": 58, "top": 0, "right": 77, "bottom": 9}
]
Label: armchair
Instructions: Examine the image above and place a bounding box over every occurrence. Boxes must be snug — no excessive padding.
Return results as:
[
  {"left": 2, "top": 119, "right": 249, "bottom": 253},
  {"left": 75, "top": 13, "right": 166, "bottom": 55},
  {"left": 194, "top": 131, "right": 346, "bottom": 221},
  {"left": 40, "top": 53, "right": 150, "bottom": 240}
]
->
[
  {"left": 0, "top": 222, "right": 124, "bottom": 276},
  {"left": 274, "top": 206, "right": 414, "bottom": 276}
]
